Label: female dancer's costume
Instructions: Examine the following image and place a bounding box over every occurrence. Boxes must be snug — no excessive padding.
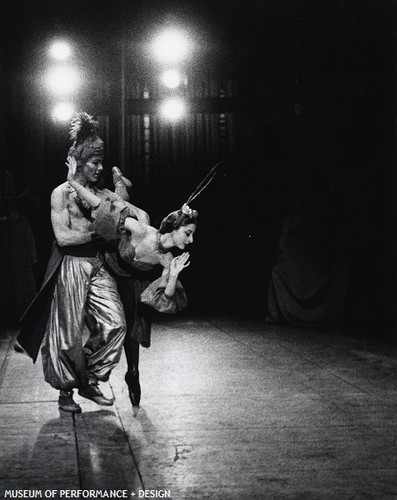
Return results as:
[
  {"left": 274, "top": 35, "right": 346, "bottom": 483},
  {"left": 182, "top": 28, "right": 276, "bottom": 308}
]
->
[{"left": 93, "top": 198, "right": 188, "bottom": 317}]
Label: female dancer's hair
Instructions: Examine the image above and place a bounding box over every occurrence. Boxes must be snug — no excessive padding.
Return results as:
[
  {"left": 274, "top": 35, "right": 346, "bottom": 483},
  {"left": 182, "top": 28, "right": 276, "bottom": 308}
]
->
[{"left": 159, "top": 204, "right": 198, "bottom": 234}]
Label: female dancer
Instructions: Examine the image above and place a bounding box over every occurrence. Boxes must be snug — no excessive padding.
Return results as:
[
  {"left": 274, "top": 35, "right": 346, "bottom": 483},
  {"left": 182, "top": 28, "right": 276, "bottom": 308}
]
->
[
  {"left": 67, "top": 151, "right": 222, "bottom": 407},
  {"left": 66, "top": 156, "right": 197, "bottom": 313}
]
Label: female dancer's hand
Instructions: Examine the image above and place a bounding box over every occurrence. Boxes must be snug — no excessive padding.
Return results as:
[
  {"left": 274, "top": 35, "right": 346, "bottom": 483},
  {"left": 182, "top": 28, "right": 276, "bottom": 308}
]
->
[
  {"left": 65, "top": 156, "right": 77, "bottom": 182},
  {"left": 169, "top": 252, "right": 190, "bottom": 277}
]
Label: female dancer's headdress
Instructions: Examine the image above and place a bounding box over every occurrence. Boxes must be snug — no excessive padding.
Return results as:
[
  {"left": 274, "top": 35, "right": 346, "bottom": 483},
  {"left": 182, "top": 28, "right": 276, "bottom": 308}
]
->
[
  {"left": 159, "top": 160, "right": 226, "bottom": 233},
  {"left": 184, "top": 161, "right": 225, "bottom": 206}
]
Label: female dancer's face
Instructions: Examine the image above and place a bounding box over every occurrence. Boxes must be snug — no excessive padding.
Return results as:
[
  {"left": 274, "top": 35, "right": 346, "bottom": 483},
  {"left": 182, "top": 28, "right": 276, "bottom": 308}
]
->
[
  {"left": 83, "top": 156, "right": 103, "bottom": 184},
  {"left": 172, "top": 223, "right": 196, "bottom": 250}
]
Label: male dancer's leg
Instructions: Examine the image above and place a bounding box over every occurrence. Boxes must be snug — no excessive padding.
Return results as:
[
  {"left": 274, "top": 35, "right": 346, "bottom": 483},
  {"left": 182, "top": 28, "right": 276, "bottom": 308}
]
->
[
  {"left": 84, "top": 263, "right": 127, "bottom": 383},
  {"left": 41, "top": 256, "right": 92, "bottom": 390}
]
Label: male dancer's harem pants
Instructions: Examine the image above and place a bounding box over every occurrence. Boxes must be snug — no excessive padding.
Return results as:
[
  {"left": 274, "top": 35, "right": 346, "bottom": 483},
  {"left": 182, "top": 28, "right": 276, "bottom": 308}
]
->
[{"left": 41, "top": 255, "right": 127, "bottom": 390}]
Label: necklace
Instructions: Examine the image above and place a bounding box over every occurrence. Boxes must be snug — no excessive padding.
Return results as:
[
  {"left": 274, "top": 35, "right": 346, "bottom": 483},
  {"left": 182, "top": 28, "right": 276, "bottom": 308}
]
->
[{"left": 156, "top": 232, "right": 168, "bottom": 253}]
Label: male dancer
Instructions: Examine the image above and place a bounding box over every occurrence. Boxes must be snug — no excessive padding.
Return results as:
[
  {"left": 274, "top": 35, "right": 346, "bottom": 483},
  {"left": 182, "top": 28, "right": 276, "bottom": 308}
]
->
[{"left": 18, "top": 113, "right": 148, "bottom": 413}]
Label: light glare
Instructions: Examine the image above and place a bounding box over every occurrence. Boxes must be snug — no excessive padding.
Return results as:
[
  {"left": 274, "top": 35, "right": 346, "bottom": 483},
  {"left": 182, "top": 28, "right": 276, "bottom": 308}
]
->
[
  {"left": 161, "top": 69, "right": 182, "bottom": 89},
  {"left": 46, "top": 66, "right": 80, "bottom": 95},
  {"left": 52, "top": 102, "right": 75, "bottom": 122},
  {"left": 160, "top": 98, "right": 186, "bottom": 121},
  {"left": 152, "top": 29, "right": 189, "bottom": 63},
  {"left": 49, "top": 41, "right": 72, "bottom": 60}
]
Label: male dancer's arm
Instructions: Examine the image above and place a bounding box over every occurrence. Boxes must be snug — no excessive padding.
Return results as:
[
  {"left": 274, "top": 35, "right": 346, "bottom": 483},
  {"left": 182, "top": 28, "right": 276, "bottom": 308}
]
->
[{"left": 66, "top": 157, "right": 150, "bottom": 227}]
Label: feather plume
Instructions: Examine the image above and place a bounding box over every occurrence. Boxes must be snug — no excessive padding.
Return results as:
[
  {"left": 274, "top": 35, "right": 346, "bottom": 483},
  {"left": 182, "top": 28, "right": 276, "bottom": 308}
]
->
[{"left": 69, "top": 112, "right": 99, "bottom": 145}]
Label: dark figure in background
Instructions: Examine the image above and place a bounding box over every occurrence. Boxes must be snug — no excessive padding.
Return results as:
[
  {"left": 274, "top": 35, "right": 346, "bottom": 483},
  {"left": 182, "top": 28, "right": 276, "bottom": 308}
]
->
[{"left": 266, "top": 208, "right": 348, "bottom": 328}]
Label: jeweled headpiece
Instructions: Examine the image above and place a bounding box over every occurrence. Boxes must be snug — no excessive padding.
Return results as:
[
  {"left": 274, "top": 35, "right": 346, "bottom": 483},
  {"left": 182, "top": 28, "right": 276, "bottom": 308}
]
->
[{"left": 181, "top": 204, "right": 198, "bottom": 218}]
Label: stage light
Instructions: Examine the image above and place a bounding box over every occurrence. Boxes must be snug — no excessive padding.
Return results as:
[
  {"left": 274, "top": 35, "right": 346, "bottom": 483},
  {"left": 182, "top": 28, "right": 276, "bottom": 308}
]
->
[
  {"left": 47, "top": 66, "right": 80, "bottom": 94},
  {"left": 49, "top": 41, "right": 72, "bottom": 60},
  {"left": 52, "top": 102, "right": 75, "bottom": 122},
  {"left": 161, "top": 69, "right": 182, "bottom": 89},
  {"left": 46, "top": 66, "right": 79, "bottom": 94},
  {"left": 46, "top": 66, "right": 80, "bottom": 95},
  {"left": 152, "top": 29, "right": 190, "bottom": 63},
  {"left": 160, "top": 98, "right": 186, "bottom": 120}
]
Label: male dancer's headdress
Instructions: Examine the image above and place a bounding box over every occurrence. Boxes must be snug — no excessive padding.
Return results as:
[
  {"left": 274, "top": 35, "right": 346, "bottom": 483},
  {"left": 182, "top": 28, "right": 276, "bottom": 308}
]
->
[{"left": 68, "top": 112, "right": 104, "bottom": 167}]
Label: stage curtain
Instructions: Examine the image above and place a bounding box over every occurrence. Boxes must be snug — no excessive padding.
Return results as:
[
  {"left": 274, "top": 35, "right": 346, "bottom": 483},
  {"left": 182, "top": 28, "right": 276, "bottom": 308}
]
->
[
  {"left": 0, "top": 215, "right": 37, "bottom": 325},
  {"left": 266, "top": 211, "right": 348, "bottom": 327}
]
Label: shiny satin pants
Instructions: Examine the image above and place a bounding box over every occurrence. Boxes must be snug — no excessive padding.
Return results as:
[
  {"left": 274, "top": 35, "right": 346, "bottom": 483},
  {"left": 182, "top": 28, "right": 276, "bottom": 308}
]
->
[{"left": 41, "top": 255, "right": 127, "bottom": 390}]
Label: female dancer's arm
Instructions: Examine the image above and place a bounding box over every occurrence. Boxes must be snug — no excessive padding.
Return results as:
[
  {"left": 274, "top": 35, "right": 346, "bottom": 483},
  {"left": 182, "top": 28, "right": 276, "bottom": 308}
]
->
[
  {"left": 162, "top": 253, "right": 190, "bottom": 297},
  {"left": 66, "top": 156, "right": 102, "bottom": 208},
  {"left": 67, "top": 156, "right": 150, "bottom": 226},
  {"left": 140, "top": 252, "right": 190, "bottom": 312}
]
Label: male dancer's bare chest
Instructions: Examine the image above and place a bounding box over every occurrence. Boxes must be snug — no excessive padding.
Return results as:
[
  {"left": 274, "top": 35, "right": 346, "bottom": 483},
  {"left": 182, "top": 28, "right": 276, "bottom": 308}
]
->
[
  {"left": 66, "top": 191, "right": 94, "bottom": 232},
  {"left": 67, "top": 186, "right": 116, "bottom": 231}
]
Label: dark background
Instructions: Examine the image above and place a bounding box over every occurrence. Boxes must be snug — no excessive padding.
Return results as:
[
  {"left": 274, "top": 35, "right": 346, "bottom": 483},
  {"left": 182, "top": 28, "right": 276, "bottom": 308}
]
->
[{"left": 1, "top": 0, "right": 396, "bottom": 341}]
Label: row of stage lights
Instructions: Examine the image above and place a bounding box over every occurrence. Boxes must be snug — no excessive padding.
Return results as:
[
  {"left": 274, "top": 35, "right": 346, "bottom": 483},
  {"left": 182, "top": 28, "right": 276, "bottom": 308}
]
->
[{"left": 46, "top": 28, "right": 192, "bottom": 122}]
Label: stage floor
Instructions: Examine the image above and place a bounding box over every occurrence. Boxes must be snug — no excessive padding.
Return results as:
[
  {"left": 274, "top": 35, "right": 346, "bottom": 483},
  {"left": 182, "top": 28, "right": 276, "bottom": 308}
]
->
[{"left": 0, "top": 315, "right": 396, "bottom": 499}]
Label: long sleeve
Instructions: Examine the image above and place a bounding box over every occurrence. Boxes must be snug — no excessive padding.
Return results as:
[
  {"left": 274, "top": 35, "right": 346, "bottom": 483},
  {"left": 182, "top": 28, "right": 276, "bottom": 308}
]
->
[{"left": 140, "top": 275, "right": 188, "bottom": 314}]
